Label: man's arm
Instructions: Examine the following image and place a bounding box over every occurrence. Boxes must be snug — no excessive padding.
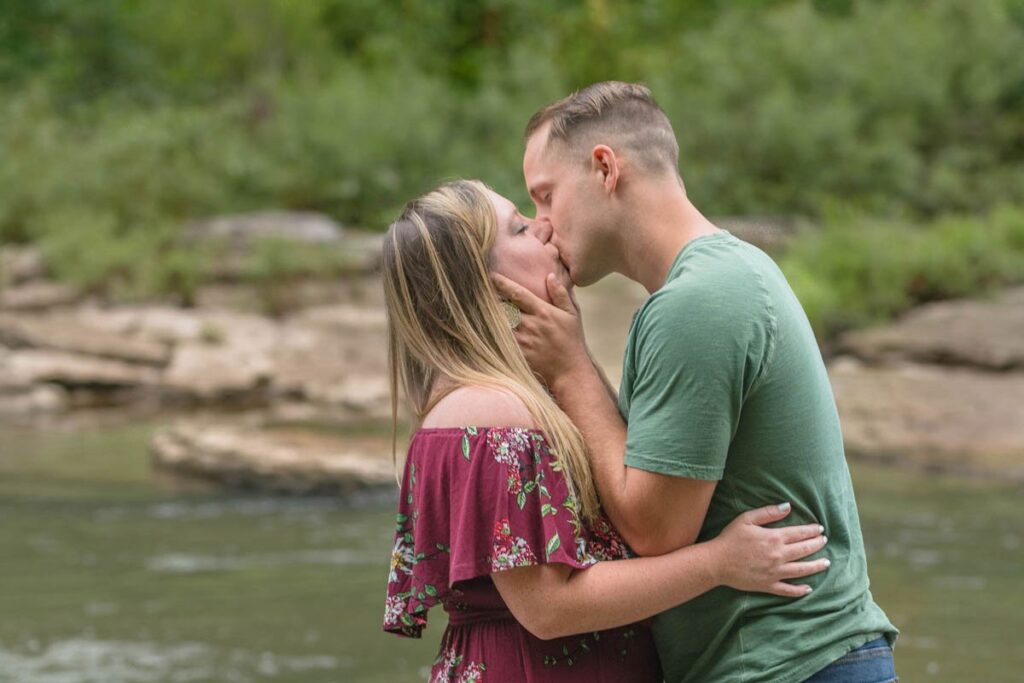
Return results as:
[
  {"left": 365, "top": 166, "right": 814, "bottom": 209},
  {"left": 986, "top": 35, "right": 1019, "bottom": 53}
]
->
[
  {"left": 590, "top": 350, "right": 620, "bottom": 405},
  {"left": 551, "top": 362, "right": 717, "bottom": 556},
  {"left": 493, "top": 273, "right": 717, "bottom": 556}
]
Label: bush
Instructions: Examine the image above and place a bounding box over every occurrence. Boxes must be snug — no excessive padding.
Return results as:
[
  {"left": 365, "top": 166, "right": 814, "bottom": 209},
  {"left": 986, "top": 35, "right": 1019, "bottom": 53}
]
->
[
  {"left": 1, "top": 0, "right": 1022, "bottom": 312},
  {"left": 654, "top": 0, "right": 1024, "bottom": 218},
  {"left": 779, "top": 207, "right": 1024, "bottom": 339}
]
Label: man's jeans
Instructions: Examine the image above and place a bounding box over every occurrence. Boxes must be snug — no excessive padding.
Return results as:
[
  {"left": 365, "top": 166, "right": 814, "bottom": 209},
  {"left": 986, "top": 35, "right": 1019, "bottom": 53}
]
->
[{"left": 803, "top": 637, "right": 897, "bottom": 683}]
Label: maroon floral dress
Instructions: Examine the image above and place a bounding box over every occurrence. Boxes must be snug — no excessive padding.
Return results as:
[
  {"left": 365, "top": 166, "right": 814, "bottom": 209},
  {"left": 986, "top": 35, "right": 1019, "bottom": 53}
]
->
[{"left": 383, "top": 426, "right": 662, "bottom": 682}]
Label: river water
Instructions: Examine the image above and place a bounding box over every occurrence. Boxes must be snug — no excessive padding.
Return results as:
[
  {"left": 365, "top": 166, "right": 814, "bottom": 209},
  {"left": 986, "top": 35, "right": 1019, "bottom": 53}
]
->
[{"left": 0, "top": 417, "right": 1021, "bottom": 683}]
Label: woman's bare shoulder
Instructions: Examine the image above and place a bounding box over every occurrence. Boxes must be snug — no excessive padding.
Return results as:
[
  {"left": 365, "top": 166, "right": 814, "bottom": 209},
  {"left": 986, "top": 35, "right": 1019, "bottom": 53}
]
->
[{"left": 420, "top": 385, "right": 537, "bottom": 429}]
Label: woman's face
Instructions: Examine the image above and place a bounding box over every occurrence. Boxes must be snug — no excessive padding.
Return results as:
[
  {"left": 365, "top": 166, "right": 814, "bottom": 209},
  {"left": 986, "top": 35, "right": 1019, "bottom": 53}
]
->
[{"left": 485, "top": 188, "right": 572, "bottom": 303}]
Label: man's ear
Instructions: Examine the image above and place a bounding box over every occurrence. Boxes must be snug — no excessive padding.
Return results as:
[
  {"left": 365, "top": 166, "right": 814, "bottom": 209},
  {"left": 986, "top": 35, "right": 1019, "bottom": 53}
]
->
[{"left": 591, "top": 145, "right": 620, "bottom": 195}]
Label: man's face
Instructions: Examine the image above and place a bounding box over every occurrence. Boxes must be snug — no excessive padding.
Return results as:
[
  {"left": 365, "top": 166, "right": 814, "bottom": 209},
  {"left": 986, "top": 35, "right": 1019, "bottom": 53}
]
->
[{"left": 523, "top": 124, "right": 609, "bottom": 287}]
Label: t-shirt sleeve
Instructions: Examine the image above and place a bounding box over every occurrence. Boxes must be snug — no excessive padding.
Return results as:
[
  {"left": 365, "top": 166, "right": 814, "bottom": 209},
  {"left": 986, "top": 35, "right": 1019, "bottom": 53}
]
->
[
  {"left": 622, "top": 280, "right": 775, "bottom": 481},
  {"left": 383, "top": 427, "right": 604, "bottom": 638}
]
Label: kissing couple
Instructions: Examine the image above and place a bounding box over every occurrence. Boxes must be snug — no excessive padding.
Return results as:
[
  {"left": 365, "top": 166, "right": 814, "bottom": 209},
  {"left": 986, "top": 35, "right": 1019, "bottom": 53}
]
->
[{"left": 382, "top": 81, "right": 898, "bottom": 683}]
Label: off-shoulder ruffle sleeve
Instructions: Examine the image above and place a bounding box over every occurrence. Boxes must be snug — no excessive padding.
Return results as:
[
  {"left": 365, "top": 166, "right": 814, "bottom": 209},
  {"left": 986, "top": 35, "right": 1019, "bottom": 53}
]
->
[{"left": 383, "top": 426, "right": 632, "bottom": 638}]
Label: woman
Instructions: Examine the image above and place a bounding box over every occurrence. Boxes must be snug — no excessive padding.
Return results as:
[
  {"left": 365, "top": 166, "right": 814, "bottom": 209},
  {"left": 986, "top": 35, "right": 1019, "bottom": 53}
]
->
[{"left": 382, "top": 180, "right": 829, "bottom": 682}]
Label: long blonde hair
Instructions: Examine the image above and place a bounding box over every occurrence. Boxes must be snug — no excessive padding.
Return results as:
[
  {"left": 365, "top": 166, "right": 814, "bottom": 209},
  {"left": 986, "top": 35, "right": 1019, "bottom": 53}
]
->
[{"left": 381, "top": 179, "right": 599, "bottom": 521}]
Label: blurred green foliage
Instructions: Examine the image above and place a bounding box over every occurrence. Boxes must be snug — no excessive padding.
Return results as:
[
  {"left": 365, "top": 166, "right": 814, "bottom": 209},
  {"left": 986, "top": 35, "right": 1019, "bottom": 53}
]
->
[
  {"left": 781, "top": 206, "right": 1024, "bottom": 338},
  {"left": 0, "top": 0, "right": 1022, "bottom": 332}
]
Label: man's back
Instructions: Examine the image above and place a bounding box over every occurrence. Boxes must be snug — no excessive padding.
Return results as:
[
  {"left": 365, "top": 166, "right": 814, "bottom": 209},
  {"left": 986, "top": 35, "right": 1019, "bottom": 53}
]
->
[{"left": 618, "top": 231, "right": 897, "bottom": 682}]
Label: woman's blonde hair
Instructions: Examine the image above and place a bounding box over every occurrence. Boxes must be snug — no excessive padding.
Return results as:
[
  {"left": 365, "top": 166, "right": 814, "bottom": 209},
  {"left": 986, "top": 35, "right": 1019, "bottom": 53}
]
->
[{"left": 382, "top": 179, "right": 599, "bottom": 521}]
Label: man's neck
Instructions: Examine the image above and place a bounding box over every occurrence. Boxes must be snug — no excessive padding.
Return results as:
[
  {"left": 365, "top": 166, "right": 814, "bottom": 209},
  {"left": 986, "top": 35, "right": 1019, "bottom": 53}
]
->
[{"left": 613, "top": 178, "right": 720, "bottom": 294}]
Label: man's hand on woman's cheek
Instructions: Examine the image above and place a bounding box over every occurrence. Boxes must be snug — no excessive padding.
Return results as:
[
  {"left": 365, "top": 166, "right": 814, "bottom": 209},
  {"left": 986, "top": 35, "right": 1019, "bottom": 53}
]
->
[{"left": 490, "top": 272, "right": 592, "bottom": 388}]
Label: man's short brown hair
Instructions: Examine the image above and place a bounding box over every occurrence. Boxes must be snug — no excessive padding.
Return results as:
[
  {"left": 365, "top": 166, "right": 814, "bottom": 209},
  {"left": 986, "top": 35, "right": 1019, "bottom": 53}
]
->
[{"left": 525, "top": 81, "right": 679, "bottom": 175}]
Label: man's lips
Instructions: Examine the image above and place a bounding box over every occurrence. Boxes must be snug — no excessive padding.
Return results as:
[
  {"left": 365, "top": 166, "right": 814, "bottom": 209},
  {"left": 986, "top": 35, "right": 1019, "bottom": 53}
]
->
[
  {"left": 552, "top": 254, "right": 568, "bottom": 276},
  {"left": 555, "top": 256, "right": 576, "bottom": 286}
]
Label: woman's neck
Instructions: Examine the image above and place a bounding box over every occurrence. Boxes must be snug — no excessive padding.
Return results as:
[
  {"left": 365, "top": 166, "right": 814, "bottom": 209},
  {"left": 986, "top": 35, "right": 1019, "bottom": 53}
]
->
[{"left": 424, "top": 374, "right": 459, "bottom": 414}]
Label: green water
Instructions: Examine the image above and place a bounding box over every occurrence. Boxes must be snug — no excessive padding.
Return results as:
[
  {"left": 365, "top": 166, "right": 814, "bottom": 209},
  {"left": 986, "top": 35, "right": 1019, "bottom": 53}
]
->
[{"left": 0, "top": 420, "right": 1021, "bottom": 682}]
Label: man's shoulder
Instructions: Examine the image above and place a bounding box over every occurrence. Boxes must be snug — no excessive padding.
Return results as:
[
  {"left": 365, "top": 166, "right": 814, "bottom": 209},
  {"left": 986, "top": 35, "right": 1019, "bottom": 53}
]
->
[
  {"left": 666, "top": 233, "right": 776, "bottom": 290},
  {"left": 639, "top": 246, "right": 773, "bottom": 332}
]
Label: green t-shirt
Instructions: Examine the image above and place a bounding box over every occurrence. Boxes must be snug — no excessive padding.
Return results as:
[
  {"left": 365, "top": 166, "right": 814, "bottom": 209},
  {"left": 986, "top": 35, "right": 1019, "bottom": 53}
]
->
[{"left": 618, "top": 231, "right": 898, "bottom": 683}]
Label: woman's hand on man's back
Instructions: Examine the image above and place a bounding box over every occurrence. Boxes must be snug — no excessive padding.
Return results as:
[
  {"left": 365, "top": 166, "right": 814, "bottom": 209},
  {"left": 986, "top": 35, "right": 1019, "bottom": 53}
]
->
[{"left": 708, "top": 503, "right": 830, "bottom": 598}]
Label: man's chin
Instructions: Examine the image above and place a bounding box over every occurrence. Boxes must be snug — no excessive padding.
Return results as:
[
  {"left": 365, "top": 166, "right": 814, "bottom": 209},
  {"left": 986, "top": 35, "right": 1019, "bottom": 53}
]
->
[
  {"left": 568, "top": 260, "right": 616, "bottom": 288},
  {"left": 571, "top": 268, "right": 600, "bottom": 288}
]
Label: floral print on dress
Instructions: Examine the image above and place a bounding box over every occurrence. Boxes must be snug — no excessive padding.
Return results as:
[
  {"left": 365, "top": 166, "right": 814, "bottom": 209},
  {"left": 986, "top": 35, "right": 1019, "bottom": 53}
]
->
[
  {"left": 384, "top": 458, "right": 450, "bottom": 637},
  {"left": 389, "top": 534, "right": 416, "bottom": 584},
  {"left": 491, "top": 518, "right": 537, "bottom": 571},
  {"left": 384, "top": 426, "right": 660, "bottom": 681},
  {"left": 460, "top": 426, "right": 478, "bottom": 460},
  {"left": 384, "top": 593, "right": 406, "bottom": 627},
  {"left": 487, "top": 427, "right": 552, "bottom": 510},
  {"left": 432, "top": 647, "right": 487, "bottom": 683},
  {"left": 584, "top": 515, "right": 634, "bottom": 562}
]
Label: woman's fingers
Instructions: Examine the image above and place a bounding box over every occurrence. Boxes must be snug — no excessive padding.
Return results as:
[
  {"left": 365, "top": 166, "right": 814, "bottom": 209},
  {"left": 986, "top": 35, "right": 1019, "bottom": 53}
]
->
[
  {"left": 740, "top": 502, "right": 792, "bottom": 527},
  {"left": 768, "top": 581, "right": 813, "bottom": 598},
  {"left": 782, "top": 535, "right": 828, "bottom": 562},
  {"left": 776, "top": 558, "right": 831, "bottom": 580},
  {"left": 768, "top": 558, "right": 831, "bottom": 597},
  {"left": 780, "top": 523, "right": 826, "bottom": 544}
]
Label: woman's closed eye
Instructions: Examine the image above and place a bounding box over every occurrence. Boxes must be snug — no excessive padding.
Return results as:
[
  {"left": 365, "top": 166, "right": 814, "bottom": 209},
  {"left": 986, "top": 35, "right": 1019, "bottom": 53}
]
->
[{"left": 515, "top": 222, "right": 529, "bottom": 235}]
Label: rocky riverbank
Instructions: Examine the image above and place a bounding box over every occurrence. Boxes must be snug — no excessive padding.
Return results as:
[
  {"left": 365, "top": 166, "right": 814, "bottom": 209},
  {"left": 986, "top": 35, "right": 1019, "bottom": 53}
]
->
[
  {"left": 0, "top": 298, "right": 391, "bottom": 421},
  {"left": 0, "top": 213, "right": 389, "bottom": 424},
  {"left": 830, "top": 287, "right": 1024, "bottom": 479},
  {"left": 3, "top": 219, "right": 1021, "bottom": 492}
]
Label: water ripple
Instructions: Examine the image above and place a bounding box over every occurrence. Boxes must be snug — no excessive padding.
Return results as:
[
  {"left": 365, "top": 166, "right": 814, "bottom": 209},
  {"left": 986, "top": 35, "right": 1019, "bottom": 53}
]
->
[
  {"left": 145, "top": 549, "right": 378, "bottom": 573},
  {"left": 0, "top": 639, "right": 340, "bottom": 683}
]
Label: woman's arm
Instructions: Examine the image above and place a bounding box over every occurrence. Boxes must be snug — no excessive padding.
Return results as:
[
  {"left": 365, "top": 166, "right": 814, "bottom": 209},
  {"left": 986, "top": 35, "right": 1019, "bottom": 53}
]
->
[{"left": 493, "top": 502, "right": 828, "bottom": 640}]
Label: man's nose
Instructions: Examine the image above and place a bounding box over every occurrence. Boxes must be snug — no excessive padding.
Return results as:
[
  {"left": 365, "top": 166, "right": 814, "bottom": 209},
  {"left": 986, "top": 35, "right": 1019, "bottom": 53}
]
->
[{"left": 533, "top": 218, "right": 554, "bottom": 244}]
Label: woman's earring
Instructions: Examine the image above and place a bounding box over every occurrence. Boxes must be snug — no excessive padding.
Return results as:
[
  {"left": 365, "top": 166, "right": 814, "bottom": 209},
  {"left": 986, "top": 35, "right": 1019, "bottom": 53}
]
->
[{"left": 500, "top": 301, "right": 522, "bottom": 330}]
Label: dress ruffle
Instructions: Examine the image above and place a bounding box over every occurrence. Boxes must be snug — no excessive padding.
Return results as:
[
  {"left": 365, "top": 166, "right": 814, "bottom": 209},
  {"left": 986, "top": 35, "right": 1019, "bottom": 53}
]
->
[{"left": 384, "top": 426, "right": 633, "bottom": 638}]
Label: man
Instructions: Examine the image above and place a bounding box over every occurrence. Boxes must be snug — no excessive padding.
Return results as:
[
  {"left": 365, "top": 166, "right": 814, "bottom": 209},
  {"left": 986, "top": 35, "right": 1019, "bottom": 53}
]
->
[{"left": 493, "top": 81, "right": 898, "bottom": 682}]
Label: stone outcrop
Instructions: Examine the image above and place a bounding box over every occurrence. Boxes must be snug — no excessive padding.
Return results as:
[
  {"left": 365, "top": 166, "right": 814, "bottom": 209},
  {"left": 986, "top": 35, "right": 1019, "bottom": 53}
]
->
[
  {"left": 337, "top": 231, "right": 385, "bottom": 274},
  {"left": 269, "top": 305, "right": 389, "bottom": 417},
  {"left": 0, "top": 312, "right": 170, "bottom": 365},
  {"left": 0, "top": 300, "right": 389, "bottom": 419},
  {"left": 0, "top": 219, "right": 390, "bottom": 434},
  {"left": 838, "top": 288, "right": 1024, "bottom": 370},
  {"left": 183, "top": 211, "right": 344, "bottom": 248},
  {"left": 830, "top": 357, "right": 1024, "bottom": 478},
  {"left": 0, "top": 351, "right": 70, "bottom": 415},
  {"left": 180, "top": 211, "right": 383, "bottom": 281},
  {"left": 0, "top": 246, "right": 46, "bottom": 286},
  {"left": 2, "top": 349, "right": 161, "bottom": 388},
  {"left": 829, "top": 287, "right": 1024, "bottom": 479},
  {"left": 162, "top": 344, "right": 274, "bottom": 404},
  {"left": 0, "top": 246, "right": 83, "bottom": 311},
  {"left": 0, "top": 282, "right": 82, "bottom": 311},
  {"left": 150, "top": 421, "right": 395, "bottom": 494},
  {"left": 2, "top": 238, "right": 1021, "bottom": 488}
]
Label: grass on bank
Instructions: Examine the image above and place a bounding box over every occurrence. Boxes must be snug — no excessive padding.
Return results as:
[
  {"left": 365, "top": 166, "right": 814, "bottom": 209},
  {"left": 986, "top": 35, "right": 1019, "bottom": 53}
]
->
[{"left": 781, "top": 206, "right": 1024, "bottom": 339}]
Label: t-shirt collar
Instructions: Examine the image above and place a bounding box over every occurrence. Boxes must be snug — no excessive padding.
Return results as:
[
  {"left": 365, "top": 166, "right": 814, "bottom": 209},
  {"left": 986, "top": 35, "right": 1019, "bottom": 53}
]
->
[{"left": 660, "top": 229, "right": 734, "bottom": 290}]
